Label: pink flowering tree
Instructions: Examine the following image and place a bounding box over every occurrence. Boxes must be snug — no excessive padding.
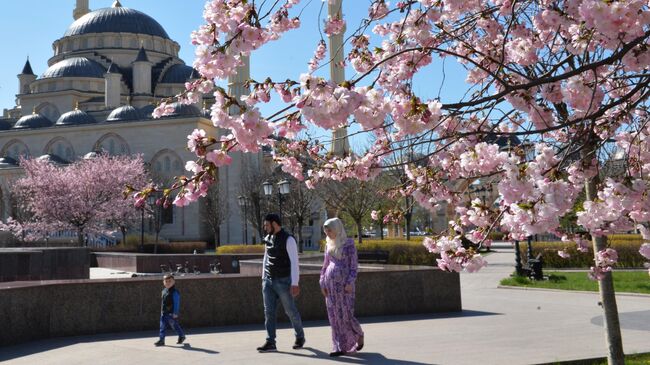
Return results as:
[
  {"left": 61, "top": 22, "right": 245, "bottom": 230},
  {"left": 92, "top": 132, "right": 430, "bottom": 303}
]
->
[
  {"left": 9, "top": 155, "right": 148, "bottom": 246},
  {"left": 147, "top": 1, "right": 650, "bottom": 362}
]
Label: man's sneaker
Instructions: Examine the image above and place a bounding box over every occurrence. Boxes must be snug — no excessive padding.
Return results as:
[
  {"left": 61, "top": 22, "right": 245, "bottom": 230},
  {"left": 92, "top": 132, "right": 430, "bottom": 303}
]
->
[
  {"left": 292, "top": 337, "right": 305, "bottom": 349},
  {"left": 154, "top": 340, "right": 165, "bottom": 347},
  {"left": 256, "top": 341, "right": 277, "bottom": 352},
  {"left": 177, "top": 336, "right": 186, "bottom": 344}
]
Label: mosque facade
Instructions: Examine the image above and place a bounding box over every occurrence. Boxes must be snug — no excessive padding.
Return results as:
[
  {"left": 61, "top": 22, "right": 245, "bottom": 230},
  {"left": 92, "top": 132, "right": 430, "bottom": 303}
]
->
[{"left": 0, "top": 0, "right": 274, "bottom": 245}]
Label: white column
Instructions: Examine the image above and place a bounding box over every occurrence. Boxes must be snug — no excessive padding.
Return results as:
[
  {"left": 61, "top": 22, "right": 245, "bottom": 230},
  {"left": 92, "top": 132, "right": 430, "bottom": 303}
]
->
[
  {"left": 105, "top": 71, "right": 122, "bottom": 108},
  {"left": 221, "top": 55, "right": 258, "bottom": 244},
  {"left": 328, "top": 0, "right": 350, "bottom": 156}
]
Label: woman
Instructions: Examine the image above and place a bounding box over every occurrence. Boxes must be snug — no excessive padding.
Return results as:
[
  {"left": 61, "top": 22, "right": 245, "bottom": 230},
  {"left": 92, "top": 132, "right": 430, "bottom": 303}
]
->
[{"left": 319, "top": 218, "right": 364, "bottom": 357}]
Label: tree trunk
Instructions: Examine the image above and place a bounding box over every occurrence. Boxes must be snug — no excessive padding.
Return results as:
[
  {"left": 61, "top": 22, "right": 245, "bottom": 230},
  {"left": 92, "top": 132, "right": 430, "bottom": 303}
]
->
[
  {"left": 405, "top": 214, "right": 412, "bottom": 241},
  {"left": 215, "top": 226, "right": 221, "bottom": 248},
  {"left": 77, "top": 228, "right": 84, "bottom": 247},
  {"left": 379, "top": 222, "right": 384, "bottom": 240},
  {"left": 356, "top": 220, "right": 363, "bottom": 244},
  {"left": 120, "top": 227, "right": 127, "bottom": 246},
  {"left": 297, "top": 223, "right": 304, "bottom": 253},
  {"left": 584, "top": 138, "right": 624, "bottom": 365}
]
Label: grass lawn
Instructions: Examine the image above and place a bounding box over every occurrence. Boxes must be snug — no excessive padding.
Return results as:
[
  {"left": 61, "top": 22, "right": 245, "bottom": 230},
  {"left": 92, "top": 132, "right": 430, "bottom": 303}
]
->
[
  {"left": 500, "top": 271, "right": 650, "bottom": 295},
  {"left": 591, "top": 353, "right": 650, "bottom": 364}
]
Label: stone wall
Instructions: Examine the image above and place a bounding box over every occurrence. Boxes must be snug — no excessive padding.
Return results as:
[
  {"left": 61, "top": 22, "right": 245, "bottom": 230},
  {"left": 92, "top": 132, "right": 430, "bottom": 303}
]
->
[
  {"left": 0, "top": 248, "right": 89, "bottom": 282},
  {"left": 0, "top": 266, "right": 460, "bottom": 346},
  {"left": 93, "top": 253, "right": 264, "bottom": 274}
]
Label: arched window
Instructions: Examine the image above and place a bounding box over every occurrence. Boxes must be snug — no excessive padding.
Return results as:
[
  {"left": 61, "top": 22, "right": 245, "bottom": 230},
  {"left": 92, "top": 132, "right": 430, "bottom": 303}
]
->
[
  {"left": 150, "top": 149, "right": 184, "bottom": 182},
  {"left": 44, "top": 137, "right": 75, "bottom": 161},
  {"left": 0, "top": 186, "right": 4, "bottom": 220},
  {"left": 1, "top": 139, "right": 30, "bottom": 160},
  {"left": 94, "top": 133, "right": 130, "bottom": 156}
]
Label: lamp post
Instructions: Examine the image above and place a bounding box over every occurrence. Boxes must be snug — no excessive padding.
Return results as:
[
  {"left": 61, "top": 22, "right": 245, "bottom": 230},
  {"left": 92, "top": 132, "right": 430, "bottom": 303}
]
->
[
  {"left": 238, "top": 195, "right": 248, "bottom": 245},
  {"left": 263, "top": 180, "right": 291, "bottom": 221}
]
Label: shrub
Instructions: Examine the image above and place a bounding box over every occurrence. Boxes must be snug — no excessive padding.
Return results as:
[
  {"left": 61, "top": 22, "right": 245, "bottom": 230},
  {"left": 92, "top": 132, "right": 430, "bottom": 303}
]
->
[
  {"left": 488, "top": 231, "right": 507, "bottom": 241},
  {"left": 519, "top": 235, "right": 646, "bottom": 268},
  {"left": 216, "top": 244, "right": 266, "bottom": 254},
  {"left": 151, "top": 241, "right": 207, "bottom": 254},
  {"left": 354, "top": 239, "right": 439, "bottom": 266}
]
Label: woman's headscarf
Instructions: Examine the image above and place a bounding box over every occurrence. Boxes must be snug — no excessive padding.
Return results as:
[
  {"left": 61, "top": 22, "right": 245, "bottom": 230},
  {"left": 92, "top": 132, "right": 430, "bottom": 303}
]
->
[{"left": 323, "top": 217, "right": 347, "bottom": 259}]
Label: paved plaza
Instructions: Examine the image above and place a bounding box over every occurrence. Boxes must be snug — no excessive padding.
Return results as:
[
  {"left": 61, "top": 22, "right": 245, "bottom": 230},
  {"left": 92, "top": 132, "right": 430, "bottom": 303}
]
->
[{"left": 2, "top": 246, "right": 650, "bottom": 365}]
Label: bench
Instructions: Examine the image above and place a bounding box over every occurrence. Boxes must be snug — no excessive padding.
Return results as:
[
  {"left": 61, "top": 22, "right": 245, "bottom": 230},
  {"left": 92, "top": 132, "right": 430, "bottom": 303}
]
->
[
  {"left": 522, "top": 253, "right": 544, "bottom": 280},
  {"left": 357, "top": 250, "right": 390, "bottom": 264}
]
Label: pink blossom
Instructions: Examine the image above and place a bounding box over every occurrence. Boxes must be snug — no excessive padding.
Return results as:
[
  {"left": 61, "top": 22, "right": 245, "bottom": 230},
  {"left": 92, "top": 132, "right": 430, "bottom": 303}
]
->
[
  {"left": 205, "top": 150, "right": 232, "bottom": 167},
  {"left": 639, "top": 243, "right": 650, "bottom": 260}
]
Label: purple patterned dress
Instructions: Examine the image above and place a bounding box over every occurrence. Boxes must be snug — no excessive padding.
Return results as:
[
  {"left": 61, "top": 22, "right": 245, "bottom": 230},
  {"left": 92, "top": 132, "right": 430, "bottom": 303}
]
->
[{"left": 319, "top": 238, "right": 364, "bottom": 353}]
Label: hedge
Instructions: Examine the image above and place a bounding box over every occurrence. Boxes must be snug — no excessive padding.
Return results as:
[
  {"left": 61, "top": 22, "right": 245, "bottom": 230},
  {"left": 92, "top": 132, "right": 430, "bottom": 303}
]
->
[
  {"left": 520, "top": 235, "right": 646, "bottom": 268},
  {"left": 218, "top": 240, "right": 440, "bottom": 266},
  {"left": 216, "top": 244, "right": 265, "bottom": 254}
]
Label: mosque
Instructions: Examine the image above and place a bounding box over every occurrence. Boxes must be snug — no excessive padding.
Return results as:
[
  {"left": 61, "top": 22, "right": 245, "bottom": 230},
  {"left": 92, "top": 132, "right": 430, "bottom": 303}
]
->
[{"left": 0, "top": 0, "right": 324, "bottom": 246}]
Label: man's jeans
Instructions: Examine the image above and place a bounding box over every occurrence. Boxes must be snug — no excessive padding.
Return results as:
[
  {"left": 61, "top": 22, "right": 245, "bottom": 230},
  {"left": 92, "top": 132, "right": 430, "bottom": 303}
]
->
[
  {"left": 159, "top": 313, "right": 185, "bottom": 340},
  {"left": 262, "top": 275, "right": 304, "bottom": 343}
]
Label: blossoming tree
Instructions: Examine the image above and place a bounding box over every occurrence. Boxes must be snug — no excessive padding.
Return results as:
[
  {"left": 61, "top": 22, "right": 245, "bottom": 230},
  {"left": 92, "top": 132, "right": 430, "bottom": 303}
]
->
[
  {"left": 6, "top": 154, "right": 147, "bottom": 246},
  {"left": 149, "top": 1, "right": 650, "bottom": 362}
]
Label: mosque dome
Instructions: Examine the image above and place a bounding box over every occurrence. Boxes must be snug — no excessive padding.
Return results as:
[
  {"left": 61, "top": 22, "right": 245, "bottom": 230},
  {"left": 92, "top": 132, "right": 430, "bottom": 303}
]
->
[
  {"left": 64, "top": 7, "right": 170, "bottom": 40},
  {"left": 160, "top": 64, "right": 199, "bottom": 84},
  {"left": 13, "top": 113, "right": 53, "bottom": 129},
  {"left": 0, "top": 119, "right": 12, "bottom": 130},
  {"left": 165, "top": 102, "right": 201, "bottom": 118},
  {"left": 107, "top": 105, "right": 141, "bottom": 122},
  {"left": 36, "top": 154, "right": 69, "bottom": 165},
  {"left": 42, "top": 57, "right": 106, "bottom": 79},
  {"left": 55, "top": 109, "right": 97, "bottom": 126},
  {"left": 139, "top": 104, "right": 156, "bottom": 119},
  {"left": 0, "top": 156, "right": 18, "bottom": 168}
]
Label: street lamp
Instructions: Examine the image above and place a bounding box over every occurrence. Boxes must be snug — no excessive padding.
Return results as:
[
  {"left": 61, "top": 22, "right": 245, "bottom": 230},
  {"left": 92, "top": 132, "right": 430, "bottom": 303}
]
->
[
  {"left": 263, "top": 180, "right": 291, "bottom": 221},
  {"left": 238, "top": 195, "right": 248, "bottom": 245}
]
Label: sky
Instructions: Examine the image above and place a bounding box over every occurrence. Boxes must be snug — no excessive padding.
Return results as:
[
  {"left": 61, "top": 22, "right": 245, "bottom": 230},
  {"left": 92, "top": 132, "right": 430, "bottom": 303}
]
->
[{"left": 0, "top": 0, "right": 469, "bottom": 145}]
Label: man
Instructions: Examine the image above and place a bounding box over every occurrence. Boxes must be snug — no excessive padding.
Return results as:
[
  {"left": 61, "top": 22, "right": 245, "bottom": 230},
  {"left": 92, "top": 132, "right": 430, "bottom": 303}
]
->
[{"left": 256, "top": 213, "right": 305, "bottom": 352}]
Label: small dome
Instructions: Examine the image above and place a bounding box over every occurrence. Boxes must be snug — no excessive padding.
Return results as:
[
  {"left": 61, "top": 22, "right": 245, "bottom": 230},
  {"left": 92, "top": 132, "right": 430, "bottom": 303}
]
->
[
  {"left": 83, "top": 151, "right": 99, "bottom": 159},
  {"left": 42, "top": 57, "right": 106, "bottom": 79},
  {"left": 0, "top": 156, "right": 18, "bottom": 168},
  {"left": 160, "top": 64, "right": 198, "bottom": 83},
  {"left": 139, "top": 104, "right": 156, "bottom": 119},
  {"left": 56, "top": 109, "right": 97, "bottom": 126},
  {"left": 36, "top": 154, "right": 69, "bottom": 165},
  {"left": 164, "top": 102, "right": 201, "bottom": 118},
  {"left": 107, "top": 105, "right": 141, "bottom": 122},
  {"left": 13, "top": 113, "right": 53, "bottom": 129},
  {"left": 0, "top": 119, "right": 13, "bottom": 130},
  {"left": 64, "top": 7, "right": 170, "bottom": 39}
]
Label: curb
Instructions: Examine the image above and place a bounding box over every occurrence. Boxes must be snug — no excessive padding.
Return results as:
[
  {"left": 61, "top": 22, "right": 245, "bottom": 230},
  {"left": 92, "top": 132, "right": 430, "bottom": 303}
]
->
[{"left": 498, "top": 285, "right": 650, "bottom": 298}]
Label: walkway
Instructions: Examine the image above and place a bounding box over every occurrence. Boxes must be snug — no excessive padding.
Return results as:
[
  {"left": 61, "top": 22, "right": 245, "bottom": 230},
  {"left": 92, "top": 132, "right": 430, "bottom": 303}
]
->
[{"left": 2, "top": 247, "right": 650, "bottom": 365}]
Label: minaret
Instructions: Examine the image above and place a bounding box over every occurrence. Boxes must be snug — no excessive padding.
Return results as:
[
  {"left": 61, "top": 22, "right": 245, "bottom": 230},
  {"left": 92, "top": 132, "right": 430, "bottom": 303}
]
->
[
  {"left": 132, "top": 46, "right": 152, "bottom": 106},
  {"left": 73, "top": 0, "right": 90, "bottom": 20},
  {"left": 220, "top": 54, "right": 253, "bottom": 244},
  {"left": 17, "top": 58, "right": 36, "bottom": 95},
  {"left": 328, "top": 0, "right": 350, "bottom": 156},
  {"left": 104, "top": 63, "right": 122, "bottom": 108}
]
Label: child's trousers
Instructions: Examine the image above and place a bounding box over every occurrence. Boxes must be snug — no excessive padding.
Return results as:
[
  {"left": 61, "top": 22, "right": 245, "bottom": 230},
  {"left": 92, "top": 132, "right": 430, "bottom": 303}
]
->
[{"left": 159, "top": 313, "right": 185, "bottom": 340}]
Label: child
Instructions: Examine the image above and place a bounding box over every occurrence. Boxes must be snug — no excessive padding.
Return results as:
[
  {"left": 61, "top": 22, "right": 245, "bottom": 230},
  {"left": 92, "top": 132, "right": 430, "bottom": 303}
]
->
[{"left": 154, "top": 274, "right": 186, "bottom": 346}]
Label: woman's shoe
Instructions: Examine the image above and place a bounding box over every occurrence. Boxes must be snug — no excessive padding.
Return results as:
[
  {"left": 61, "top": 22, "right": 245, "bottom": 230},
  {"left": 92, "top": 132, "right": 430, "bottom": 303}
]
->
[
  {"left": 329, "top": 351, "right": 345, "bottom": 357},
  {"left": 357, "top": 336, "right": 364, "bottom": 351}
]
